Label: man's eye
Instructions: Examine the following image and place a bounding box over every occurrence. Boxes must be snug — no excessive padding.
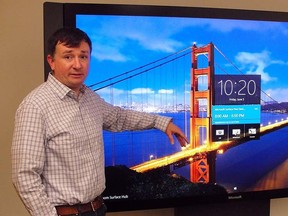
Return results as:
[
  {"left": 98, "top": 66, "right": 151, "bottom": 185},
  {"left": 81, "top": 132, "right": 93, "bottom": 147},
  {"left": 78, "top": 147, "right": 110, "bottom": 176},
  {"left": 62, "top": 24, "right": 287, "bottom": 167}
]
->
[
  {"left": 79, "top": 56, "right": 89, "bottom": 61},
  {"left": 80, "top": 56, "right": 88, "bottom": 59},
  {"left": 64, "top": 56, "right": 73, "bottom": 60}
]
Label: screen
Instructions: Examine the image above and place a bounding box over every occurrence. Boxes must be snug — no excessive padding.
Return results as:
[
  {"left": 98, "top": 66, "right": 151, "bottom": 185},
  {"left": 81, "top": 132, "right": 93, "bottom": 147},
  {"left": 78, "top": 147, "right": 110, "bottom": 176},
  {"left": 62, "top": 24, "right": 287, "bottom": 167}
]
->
[{"left": 44, "top": 3, "right": 288, "bottom": 211}]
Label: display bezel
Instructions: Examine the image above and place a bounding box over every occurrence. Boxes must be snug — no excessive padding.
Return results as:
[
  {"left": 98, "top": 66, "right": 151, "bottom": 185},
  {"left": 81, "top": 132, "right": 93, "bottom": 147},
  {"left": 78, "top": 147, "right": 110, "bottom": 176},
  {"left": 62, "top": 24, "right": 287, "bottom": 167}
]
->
[{"left": 44, "top": 2, "right": 288, "bottom": 212}]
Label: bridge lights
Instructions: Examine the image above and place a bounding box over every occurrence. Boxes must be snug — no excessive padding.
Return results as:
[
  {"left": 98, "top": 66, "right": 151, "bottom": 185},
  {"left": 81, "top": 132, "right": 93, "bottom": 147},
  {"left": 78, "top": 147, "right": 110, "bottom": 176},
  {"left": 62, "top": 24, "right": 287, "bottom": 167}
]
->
[
  {"left": 149, "top": 154, "right": 154, "bottom": 160},
  {"left": 181, "top": 143, "right": 191, "bottom": 151},
  {"left": 217, "top": 149, "right": 224, "bottom": 154}
]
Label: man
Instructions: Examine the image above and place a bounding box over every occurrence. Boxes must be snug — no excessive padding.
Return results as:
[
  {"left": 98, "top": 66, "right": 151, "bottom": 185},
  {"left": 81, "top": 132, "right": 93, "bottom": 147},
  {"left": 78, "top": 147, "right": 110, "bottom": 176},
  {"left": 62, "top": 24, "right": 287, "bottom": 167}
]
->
[{"left": 12, "top": 28, "right": 188, "bottom": 216}]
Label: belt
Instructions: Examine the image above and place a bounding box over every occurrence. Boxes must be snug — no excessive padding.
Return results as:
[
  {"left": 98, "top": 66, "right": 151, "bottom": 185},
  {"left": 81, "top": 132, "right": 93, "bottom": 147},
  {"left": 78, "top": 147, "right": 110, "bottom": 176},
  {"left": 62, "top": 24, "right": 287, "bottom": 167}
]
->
[{"left": 55, "top": 196, "right": 104, "bottom": 216}]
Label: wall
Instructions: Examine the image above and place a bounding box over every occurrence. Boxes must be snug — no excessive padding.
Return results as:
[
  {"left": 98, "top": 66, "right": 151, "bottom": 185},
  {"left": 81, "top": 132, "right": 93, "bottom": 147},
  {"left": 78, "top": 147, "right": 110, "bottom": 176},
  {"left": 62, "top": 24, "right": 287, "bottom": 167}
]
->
[{"left": 1, "top": 0, "right": 288, "bottom": 215}]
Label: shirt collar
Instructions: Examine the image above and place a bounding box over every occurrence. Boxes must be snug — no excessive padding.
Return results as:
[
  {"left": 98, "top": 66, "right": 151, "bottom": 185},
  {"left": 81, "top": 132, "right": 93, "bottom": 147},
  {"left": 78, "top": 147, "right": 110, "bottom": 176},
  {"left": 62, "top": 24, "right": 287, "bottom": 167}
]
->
[{"left": 47, "top": 73, "right": 86, "bottom": 100}]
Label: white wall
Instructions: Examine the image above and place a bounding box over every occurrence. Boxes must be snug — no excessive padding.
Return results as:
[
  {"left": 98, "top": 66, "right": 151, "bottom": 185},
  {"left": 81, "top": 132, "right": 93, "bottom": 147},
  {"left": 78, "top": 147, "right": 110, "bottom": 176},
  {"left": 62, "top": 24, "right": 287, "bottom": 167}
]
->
[{"left": 1, "top": 0, "right": 288, "bottom": 215}]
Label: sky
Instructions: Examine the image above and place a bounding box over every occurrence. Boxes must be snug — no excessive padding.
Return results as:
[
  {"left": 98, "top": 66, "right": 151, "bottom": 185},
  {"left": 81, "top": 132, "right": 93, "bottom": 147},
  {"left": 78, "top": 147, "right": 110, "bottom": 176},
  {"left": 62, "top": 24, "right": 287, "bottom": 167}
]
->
[{"left": 76, "top": 15, "right": 288, "bottom": 106}]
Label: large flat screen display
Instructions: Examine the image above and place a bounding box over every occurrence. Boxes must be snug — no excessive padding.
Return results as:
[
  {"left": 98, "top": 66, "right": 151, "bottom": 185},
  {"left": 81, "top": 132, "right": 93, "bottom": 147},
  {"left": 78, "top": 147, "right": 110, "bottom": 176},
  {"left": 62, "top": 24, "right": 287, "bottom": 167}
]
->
[{"left": 44, "top": 3, "right": 288, "bottom": 212}]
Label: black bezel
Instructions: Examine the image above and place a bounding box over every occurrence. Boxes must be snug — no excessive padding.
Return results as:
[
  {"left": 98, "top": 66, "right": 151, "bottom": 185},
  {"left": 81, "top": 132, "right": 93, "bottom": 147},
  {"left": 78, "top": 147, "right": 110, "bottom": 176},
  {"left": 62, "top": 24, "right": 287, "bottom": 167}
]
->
[{"left": 43, "top": 2, "right": 288, "bottom": 212}]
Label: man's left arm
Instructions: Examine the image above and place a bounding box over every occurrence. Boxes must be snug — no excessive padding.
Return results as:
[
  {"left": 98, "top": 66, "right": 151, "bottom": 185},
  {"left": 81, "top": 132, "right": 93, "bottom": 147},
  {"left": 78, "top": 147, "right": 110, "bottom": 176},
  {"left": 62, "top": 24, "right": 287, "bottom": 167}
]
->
[{"left": 101, "top": 102, "right": 189, "bottom": 147}]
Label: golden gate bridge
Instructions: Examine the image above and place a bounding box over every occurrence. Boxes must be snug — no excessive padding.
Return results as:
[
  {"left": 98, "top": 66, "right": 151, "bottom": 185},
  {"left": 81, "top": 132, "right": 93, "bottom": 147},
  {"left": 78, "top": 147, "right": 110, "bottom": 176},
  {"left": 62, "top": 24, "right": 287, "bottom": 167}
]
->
[{"left": 89, "top": 43, "right": 288, "bottom": 185}]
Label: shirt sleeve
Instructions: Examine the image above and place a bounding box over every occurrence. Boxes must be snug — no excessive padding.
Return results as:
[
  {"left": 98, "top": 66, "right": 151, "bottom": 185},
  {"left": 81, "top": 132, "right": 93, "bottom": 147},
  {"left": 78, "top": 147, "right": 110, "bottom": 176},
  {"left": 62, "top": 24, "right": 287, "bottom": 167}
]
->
[
  {"left": 101, "top": 101, "right": 172, "bottom": 132},
  {"left": 11, "top": 102, "right": 58, "bottom": 216}
]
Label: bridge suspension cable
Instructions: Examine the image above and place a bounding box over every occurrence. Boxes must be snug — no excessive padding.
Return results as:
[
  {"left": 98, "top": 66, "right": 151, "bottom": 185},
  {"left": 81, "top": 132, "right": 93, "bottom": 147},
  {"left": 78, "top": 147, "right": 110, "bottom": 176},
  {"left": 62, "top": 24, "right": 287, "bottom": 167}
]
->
[
  {"left": 88, "top": 46, "right": 192, "bottom": 91},
  {"left": 213, "top": 44, "right": 284, "bottom": 111}
]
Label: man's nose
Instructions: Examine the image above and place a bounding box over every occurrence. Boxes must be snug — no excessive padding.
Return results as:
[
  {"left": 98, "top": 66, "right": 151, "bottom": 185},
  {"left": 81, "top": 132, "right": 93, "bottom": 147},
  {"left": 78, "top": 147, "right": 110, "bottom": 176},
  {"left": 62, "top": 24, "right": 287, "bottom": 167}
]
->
[{"left": 73, "top": 57, "right": 82, "bottom": 69}]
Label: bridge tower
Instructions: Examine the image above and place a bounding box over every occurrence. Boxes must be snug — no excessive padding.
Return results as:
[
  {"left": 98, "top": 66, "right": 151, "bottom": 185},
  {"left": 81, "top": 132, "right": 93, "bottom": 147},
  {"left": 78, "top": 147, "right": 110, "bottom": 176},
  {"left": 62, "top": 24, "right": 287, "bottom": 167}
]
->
[{"left": 190, "top": 43, "right": 216, "bottom": 184}]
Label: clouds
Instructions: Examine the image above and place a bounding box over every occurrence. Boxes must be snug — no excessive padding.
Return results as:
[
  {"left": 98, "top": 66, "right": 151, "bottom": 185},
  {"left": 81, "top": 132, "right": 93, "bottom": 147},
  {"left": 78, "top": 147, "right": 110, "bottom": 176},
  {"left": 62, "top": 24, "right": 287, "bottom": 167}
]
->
[
  {"left": 158, "top": 89, "right": 174, "bottom": 94},
  {"left": 235, "top": 50, "right": 278, "bottom": 83},
  {"left": 264, "top": 88, "right": 288, "bottom": 103},
  {"left": 98, "top": 87, "right": 174, "bottom": 97},
  {"left": 234, "top": 50, "right": 288, "bottom": 103},
  {"left": 92, "top": 43, "right": 129, "bottom": 62},
  {"left": 129, "top": 88, "right": 173, "bottom": 95},
  {"left": 199, "top": 18, "right": 288, "bottom": 34},
  {"left": 89, "top": 16, "right": 186, "bottom": 62},
  {"left": 79, "top": 14, "right": 288, "bottom": 78},
  {"left": 78, "top": 14, "right": 288, "bottom": 105},
  {"left": 96, "top": 86, "right": 181, "bottom": 107},
  {"left": 130, "top": 88, "right": 155, "bottom": 94},
  {"left": 86, "top": 15, "right": 288, "bottom": 63}
]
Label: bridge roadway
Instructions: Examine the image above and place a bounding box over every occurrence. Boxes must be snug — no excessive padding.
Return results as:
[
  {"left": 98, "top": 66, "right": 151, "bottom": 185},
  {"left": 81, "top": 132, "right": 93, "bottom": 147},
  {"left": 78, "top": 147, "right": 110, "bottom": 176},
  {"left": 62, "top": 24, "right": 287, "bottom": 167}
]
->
[{"left": 130, "top": 118, "right": 288, "bottom": 173}]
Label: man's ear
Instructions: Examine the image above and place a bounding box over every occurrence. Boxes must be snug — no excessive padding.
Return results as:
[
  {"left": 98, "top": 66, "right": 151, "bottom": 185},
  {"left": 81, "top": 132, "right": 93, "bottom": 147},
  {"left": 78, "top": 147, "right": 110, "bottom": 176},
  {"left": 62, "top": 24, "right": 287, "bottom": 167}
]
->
[{"left": 47, "top": 55, "right": 55, "bottom": 71}]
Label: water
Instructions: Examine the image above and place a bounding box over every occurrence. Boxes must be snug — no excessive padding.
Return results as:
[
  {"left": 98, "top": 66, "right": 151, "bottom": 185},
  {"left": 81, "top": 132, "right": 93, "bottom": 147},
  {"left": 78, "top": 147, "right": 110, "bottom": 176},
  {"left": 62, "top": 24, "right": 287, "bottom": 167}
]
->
[
  {"left": 103, "top": 112, "right": 288, "bottom": 193},
  {"left": 104, "top": 112, "right": 189, "bottom": 167},
  {"left": 216, "top": 124, "right": 288, "bottom": 193}
]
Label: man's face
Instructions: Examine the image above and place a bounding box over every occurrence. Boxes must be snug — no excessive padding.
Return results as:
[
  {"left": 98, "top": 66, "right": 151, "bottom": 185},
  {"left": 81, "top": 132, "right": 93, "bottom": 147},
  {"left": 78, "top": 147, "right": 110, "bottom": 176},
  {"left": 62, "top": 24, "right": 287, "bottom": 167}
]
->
[{"left": 47, "top": 41, "right": 91, "bottom": 93}]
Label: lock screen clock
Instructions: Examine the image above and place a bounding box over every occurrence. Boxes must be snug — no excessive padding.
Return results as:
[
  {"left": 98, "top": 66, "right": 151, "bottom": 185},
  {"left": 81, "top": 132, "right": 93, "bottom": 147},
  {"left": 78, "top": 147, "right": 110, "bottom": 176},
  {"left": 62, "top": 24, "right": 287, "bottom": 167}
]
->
[{"left": 213, "top": 75, "right": 261, "bottom": 105}]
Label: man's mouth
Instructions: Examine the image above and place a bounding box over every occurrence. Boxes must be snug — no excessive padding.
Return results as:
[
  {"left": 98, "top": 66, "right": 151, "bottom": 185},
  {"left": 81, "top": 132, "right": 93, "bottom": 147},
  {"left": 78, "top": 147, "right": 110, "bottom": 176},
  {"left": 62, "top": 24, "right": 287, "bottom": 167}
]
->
[{"left": 70, "top": 73, "right": 84, "bottom": 78}]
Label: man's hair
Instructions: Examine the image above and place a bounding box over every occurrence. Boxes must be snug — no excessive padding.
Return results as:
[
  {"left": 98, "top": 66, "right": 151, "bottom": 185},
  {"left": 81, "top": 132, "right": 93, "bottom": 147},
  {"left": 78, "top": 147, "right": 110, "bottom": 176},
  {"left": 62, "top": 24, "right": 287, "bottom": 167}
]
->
[{"left": 47, "top": 27, "right": 92, "bottom": 56}]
